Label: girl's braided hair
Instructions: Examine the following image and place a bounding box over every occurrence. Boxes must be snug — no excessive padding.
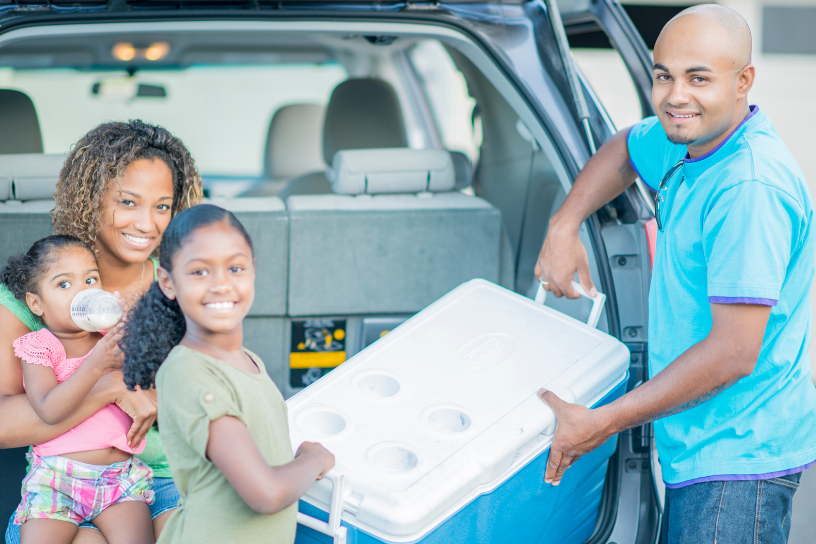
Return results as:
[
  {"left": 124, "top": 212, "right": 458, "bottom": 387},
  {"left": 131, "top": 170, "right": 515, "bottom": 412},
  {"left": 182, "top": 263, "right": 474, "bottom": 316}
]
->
[{"left": 52, "top": 120, "right": 203, "bottom": 256}]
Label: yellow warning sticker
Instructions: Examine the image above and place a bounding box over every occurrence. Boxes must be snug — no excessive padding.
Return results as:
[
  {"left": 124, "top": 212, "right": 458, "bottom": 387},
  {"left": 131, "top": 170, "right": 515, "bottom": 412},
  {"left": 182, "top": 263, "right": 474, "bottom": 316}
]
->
[{"left": 289, "top": 351, "right": 347, "bottom": 369}]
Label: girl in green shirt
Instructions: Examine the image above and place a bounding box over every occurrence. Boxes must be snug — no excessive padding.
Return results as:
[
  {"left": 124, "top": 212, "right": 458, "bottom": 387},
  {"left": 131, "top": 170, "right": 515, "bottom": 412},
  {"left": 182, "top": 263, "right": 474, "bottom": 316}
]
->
[{"left": 122, "top": 204, "right": 334, "bottom": 544}]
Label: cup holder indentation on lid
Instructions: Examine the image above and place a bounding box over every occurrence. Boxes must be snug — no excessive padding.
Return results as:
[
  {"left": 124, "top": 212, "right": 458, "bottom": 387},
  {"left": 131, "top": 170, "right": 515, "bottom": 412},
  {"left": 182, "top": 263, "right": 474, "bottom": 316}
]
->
[
  {"left": 368, "top": 443, "right": 419, "bottom": 473},
  {"left": 427, "top": 407, "right": 472, "bottom": 433},
  {"left": 296, "top": 409, "right": 347, "bottom": 436},
  {"left": 356, "top": 372, "right": 400, "bottom": 398}
]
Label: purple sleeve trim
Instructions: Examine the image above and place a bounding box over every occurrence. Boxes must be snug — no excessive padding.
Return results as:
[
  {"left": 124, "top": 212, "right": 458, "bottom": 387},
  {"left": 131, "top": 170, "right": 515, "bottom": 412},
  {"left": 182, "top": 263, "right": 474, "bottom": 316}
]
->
[
  {"left": 664, "top": 458, "right": 816, "bottom": 489},
  {"left": 709, "top": 296, "right": 778, "bottom": 306}
]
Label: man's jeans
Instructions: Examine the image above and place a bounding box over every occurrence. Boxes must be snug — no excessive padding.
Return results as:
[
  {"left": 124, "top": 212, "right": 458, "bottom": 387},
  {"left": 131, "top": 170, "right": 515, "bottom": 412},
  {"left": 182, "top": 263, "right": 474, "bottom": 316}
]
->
[{"left": 662, "top": 472, "right": 801, "bottom": 543}]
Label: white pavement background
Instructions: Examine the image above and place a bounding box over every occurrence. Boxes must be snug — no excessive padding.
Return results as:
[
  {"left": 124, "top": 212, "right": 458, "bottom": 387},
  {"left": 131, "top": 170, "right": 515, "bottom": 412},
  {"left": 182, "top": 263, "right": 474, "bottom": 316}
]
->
[{"left": 574, "top": 1, "right": 816, "bottom": 539}]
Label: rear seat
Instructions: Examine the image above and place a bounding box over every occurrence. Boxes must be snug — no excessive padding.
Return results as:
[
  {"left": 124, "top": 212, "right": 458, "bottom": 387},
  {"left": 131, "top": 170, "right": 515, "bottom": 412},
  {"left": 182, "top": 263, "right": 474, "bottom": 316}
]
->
[
  {"left": 0, "top": 153, "right": 65, "bottom": 267},
  {"left": 281, "top": 148, "right": 509, "bottom": 395}
]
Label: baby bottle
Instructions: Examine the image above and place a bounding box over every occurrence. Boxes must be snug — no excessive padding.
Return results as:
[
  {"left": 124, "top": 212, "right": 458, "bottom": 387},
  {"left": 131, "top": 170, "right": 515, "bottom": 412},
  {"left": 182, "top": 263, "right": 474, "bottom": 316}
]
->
[{"left": 71, "top": 288, "right": 123, "bottom": 332}]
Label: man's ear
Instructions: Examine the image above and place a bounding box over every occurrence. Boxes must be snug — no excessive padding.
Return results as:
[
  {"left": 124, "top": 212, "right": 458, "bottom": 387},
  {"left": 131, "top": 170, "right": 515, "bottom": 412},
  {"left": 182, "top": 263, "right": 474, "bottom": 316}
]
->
[
  {"left": 737, "top": 64, "right": 755, "bottom": 98},
  {"left": 25, "top": 293, "right": 44, "bottom": 317},
  {"left": 156, "top": 267, "right": 177, "bottom": 301}
]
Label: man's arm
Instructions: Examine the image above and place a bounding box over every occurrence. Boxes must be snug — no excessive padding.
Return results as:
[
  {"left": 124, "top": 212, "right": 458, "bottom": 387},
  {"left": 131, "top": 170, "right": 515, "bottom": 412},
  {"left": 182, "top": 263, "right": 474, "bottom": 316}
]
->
[
  {"left": 539, "top": 302, "right": 771, "bottom": 485},
  {"left": 535, "top": 127, "right": 637, "bottom": 298}
]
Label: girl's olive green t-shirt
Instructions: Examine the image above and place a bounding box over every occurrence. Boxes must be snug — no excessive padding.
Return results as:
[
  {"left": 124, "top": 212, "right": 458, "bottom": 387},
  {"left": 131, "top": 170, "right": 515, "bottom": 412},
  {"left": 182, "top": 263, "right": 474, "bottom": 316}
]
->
[
  {"left": 0, "top": 257, "right": 172, "bottom": 478},
  {"left": 155, "top": 345, "right": 296, "bottom": 544}
]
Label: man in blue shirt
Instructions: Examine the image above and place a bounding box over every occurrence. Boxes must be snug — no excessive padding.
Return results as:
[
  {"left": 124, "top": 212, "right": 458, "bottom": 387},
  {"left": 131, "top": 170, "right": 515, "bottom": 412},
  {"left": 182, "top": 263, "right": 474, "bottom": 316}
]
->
[{"left": 535, "top": 4, "right": 816, "bottom": 542}]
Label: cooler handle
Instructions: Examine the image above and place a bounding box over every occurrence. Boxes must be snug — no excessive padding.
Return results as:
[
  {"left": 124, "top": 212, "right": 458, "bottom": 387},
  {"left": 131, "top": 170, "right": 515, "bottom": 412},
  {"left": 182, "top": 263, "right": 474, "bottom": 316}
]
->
[
  {"left": 296, "top": 472, "right": 348, "bottom": 544},
  {"left": 535, "top": 279, "right": 606, "bottom": 329}
]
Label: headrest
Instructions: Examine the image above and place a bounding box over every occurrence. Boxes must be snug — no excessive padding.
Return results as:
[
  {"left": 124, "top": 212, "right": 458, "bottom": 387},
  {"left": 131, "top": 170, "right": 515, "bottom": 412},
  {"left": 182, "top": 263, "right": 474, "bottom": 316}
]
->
[
  {"left": 264, "top": 104, "right": 326, "bottom": 180},
  {"left": 0, "top": 153, "right": 66, "bottom": 201},
  {"left": 329, "top": 149, "right": 455, "bottom": 195},
  {"left": 322, "top": 79, "right": 408, "bottom": 165},
  {"left": 449, "top": 151, "right": 473, "bottom": 190},
  {"left": 0, "top": 90, "right": 44, "bottom": 155}
]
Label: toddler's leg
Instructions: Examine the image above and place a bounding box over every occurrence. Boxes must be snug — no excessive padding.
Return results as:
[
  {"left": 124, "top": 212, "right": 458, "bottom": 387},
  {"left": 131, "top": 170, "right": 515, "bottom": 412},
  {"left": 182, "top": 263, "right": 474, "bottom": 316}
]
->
[
  {"left": 20, "top": 519, "right": 79, "bottom": 544},
  {"left": 92, "top": 502, "right": 153, "bottom": 544}
]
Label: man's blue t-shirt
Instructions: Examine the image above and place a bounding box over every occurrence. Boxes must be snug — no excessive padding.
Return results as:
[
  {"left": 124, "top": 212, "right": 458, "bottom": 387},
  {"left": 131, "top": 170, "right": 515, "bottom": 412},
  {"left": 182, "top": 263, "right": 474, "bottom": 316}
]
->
[{"left": 628, "top": 106, "right": 816, "bottom": 486}]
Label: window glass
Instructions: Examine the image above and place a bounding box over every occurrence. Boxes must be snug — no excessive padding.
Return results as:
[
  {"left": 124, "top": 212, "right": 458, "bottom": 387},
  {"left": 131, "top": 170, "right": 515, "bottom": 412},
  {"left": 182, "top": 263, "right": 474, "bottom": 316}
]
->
[
  {"left": 408, "top": 40, "right": 478, "bottom": 161},
  {"left": 0, "top": 63, "right": 347, "bottom": 177}
]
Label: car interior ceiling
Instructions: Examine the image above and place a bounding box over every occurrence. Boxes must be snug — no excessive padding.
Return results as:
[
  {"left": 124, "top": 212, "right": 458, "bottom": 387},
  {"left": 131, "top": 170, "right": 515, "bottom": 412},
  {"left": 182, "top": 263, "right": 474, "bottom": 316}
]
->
[{"left": 0, "top": 27, "right": 596, "bottom": 394}]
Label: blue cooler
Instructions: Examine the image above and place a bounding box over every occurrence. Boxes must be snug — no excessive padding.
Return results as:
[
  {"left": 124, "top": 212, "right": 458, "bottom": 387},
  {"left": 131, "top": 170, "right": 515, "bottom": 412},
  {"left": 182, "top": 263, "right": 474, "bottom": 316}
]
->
[{"left": 288, "top": 279, "right": 630, "bottom": 544}]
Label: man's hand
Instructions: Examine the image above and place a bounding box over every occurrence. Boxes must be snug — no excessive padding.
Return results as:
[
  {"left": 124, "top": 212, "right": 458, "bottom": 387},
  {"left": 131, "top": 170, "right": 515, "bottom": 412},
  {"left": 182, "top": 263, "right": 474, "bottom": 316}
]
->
[
  {"left": 533, "top": 127, "right": 636, "bottom": 299},
  {"left": 538, "top": 388, "right": 612, "bottom": 486},
  {"left": 534, "top": 223, "right": 597, "bottom": 299}
]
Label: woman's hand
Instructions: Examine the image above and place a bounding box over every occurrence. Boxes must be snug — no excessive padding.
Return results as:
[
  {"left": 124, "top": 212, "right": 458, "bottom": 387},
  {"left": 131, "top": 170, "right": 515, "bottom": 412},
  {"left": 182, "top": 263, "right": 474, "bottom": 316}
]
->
[
  {"left": 296, "top": 441, "right": 335, "bottom": 479},
  {"left": 84, "top": 323, "right": 125, "bottom": 375},
  {"left": 105, "top": 374, "right": 157, "bottom": 448}
]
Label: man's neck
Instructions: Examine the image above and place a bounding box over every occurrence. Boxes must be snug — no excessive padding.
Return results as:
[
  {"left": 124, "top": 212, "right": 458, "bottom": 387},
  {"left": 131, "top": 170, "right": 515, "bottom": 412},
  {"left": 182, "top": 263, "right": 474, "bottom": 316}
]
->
[{"left": 686, "top": 103, "right": 752, "bottom": 159}]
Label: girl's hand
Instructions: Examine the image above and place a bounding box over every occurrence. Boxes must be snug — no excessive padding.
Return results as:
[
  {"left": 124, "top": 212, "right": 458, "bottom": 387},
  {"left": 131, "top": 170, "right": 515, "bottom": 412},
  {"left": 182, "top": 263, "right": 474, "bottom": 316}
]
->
[
  {"left": 296, "top": 441, "right": 335, "bottom": 479},
  {"left": 111, "top": 381, "right": 158, "bottom": 448},
  {"left": 84, "top": 323, "right": 125, "bottom": 375}
]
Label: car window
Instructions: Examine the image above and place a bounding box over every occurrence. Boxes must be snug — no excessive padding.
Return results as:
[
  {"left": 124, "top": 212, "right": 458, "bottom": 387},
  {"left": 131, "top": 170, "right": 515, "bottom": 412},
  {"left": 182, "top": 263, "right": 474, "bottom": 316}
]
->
[
  {"left": 571, "top": 48, "right": 642, "bottom": 131},
  {"left": 0, "top": 63, "right": 347, "bottom": 178},
  {"left": 408, "top": 40, "right": 480, "bottom": 163}
]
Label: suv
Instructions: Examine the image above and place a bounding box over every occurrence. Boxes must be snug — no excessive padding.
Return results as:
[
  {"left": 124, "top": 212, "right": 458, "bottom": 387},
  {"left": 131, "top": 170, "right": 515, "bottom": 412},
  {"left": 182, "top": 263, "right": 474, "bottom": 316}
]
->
[{"left": 0, "top": 0, "right": 661, "bottom": 542}]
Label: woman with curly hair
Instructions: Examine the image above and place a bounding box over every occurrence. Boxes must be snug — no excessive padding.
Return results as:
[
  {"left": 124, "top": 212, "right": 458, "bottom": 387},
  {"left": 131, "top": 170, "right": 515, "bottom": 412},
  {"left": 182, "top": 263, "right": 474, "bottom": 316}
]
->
[{"left": 1, "top": 120, "right": 203, "bottom": 544}]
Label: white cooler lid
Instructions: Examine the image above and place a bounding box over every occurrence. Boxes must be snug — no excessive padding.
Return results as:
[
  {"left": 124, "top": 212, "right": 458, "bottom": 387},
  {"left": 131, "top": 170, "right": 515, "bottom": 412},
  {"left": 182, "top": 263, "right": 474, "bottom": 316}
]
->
[{"left": 287, "top": 279, "right": 629, "bottom": 541}]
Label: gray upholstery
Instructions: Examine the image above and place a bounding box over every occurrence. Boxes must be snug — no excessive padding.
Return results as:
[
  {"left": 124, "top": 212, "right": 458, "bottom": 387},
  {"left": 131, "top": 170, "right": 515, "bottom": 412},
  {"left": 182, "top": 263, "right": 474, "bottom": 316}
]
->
[
  {"left": 278, "top": 79, "right": 409, "bottom": 199},
  {"left": 0, "top": 153, "right": 66, "bottom": 201},
  {"left": 204, "top": 197, "right": 288, "bottom": 317},
  {"left": 450, "top": 151, "right": 474, "bottom": 190},
  {"left": 321, "top": 79, "right": 408, "bottom": 164},
  {"left": 286, "top": 192, "right": 503, "bottom": 316},
  {"left": 0, "top": 201, "right": 55, "bottom": 268},
  {"left": 264, "top": 104, "right": 326, "bottom": 180},
  {"left": 329, "top": 149, "right": 455, "bottom": 195},
  {"left": 275, "top": 171, "right": 331, "bottom": 201},
  {"left": 0, "top": 90, "right": 43, "bottom": 155},
  {"left": 242, "top": 317, "right": 287, "bottom": 387},
  {"left": 0, "top": 154, "right": 64, "bottom": 268}
]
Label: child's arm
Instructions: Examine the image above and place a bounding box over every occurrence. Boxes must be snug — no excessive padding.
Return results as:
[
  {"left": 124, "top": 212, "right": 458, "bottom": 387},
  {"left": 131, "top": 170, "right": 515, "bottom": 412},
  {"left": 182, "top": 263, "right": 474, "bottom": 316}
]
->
[
  {"left": 23, "top": 326, "right": 125, "bottom": 425},
  {"left": 206, "top": 415, "right": 335, "bottom": 515}
]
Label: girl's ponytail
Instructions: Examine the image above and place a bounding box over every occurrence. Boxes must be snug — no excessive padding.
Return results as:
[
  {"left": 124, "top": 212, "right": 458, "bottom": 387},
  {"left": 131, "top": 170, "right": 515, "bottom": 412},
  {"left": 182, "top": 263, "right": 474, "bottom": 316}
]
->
[{"left": 122, "top": 282, "right": 186, "bottom": 390}]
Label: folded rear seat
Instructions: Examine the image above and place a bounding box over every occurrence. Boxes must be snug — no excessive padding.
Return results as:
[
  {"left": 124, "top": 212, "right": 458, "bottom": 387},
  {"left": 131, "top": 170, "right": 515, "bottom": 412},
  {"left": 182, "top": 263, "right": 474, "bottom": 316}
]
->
[
  {"left": 0, "top": 153, "right": 65, "bottom": 266},
  {"left": 282, "top": 148, "right": 507, "bottom": 395}
]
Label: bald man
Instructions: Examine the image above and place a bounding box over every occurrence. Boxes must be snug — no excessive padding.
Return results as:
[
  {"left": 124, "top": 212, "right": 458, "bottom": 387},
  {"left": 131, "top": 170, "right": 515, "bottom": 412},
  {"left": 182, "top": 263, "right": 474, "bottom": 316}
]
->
[{"left": 534, "top": 5, "right": 816, "bottom": 542}]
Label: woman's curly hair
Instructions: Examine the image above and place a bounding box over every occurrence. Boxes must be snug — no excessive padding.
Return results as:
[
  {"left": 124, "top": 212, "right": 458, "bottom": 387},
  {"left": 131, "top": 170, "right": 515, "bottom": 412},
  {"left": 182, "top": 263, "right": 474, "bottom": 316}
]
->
[
  {"left": 52, "top": 120, "right": 203, "bottom": 256},
  {"left": 122, "top": 205, "right": 254, "bottom": 390}
]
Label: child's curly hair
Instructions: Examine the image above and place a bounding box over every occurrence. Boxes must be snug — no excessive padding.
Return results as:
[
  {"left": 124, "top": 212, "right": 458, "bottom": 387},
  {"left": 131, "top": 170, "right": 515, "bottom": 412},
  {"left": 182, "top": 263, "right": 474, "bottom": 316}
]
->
[{"left": 52, "top": 120, "right": 203, "bottom": 256}]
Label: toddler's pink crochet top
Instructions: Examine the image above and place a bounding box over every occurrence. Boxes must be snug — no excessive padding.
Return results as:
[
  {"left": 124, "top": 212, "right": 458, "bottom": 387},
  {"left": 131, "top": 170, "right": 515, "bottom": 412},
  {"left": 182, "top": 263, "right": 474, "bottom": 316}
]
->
[{"left": 13, "top": 329, "right": 145, "bottom": 457}]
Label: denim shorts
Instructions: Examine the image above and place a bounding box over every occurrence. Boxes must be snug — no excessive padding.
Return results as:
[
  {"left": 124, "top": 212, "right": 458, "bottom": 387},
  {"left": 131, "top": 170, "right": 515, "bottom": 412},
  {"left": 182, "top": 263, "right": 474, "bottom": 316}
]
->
[
  {"left": 662, "top": 472, "right": 801, "bottom": 544},
  {"left": 5, "top": 477, "right": 180, "bottom": 544}
]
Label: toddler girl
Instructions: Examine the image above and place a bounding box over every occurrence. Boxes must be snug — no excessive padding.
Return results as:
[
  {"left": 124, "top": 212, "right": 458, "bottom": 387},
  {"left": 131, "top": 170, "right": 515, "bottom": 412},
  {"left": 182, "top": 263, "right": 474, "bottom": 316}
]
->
[
  {"left": 2, "top": 235, "right": 154, "bottom": 544},
  {"left": 122, "top": 204, "right": 334, "bottom": 544}
]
